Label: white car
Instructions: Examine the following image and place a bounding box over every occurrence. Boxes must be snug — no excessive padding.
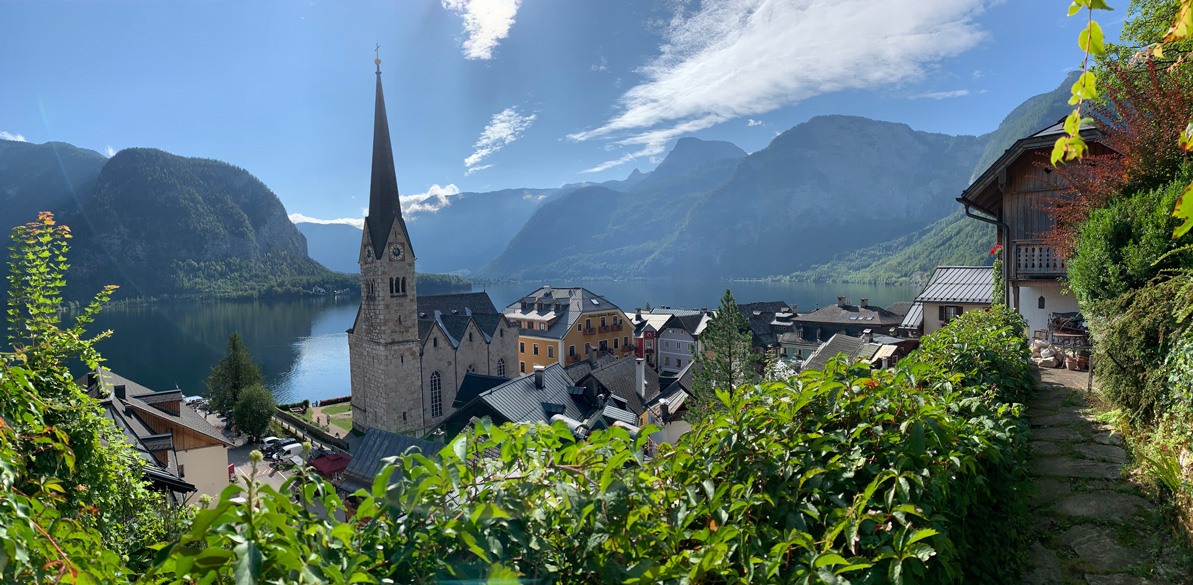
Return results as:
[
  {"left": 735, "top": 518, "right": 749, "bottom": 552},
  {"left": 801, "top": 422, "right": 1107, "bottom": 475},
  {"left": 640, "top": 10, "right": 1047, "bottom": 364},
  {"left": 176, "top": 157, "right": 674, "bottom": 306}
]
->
[
  {"left": 273, "top": 442, "right": 304, "bottom": 461},
  {"left": 259, "top": 436, "right": 282, "bottom": 451}
]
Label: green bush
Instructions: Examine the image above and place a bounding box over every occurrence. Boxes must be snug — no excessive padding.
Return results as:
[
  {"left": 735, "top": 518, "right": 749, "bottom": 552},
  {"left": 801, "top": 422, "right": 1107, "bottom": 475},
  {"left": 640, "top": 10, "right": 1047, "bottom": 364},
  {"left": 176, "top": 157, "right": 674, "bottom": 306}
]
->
[
  {"left": 1067, "top": 166, "right": 1193, "bottom": 307},
  {"left": 904, "top": 304, "right": 1033, "bottom": 404}
]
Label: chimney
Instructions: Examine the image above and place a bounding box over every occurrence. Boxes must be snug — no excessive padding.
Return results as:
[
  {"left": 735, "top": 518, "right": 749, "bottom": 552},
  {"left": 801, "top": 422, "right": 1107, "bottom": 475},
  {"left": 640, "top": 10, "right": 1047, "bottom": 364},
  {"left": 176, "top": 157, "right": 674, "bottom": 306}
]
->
[
  {"left": 861, "top": 329, "right": 873, "bottom": 343},
  {"left": 837, "top": 296, "right": 848, "bottom": 307},
  {"left": 700, "top": 307, "right": 707, "bottom": 313},
  {"left": 533, "top": 365, "right": 545, "bottom": 389},
  {"left": 86, "top": 371, "right": 98, "bottom": 388},
  {"left": 114, "top": 384, "right": 126, "bottom": 400},
  {"left": 791, "top": 304, "right": 796, "bottom": 314},
  {"left": 635, "top": 358, "right": 646, "bottom": 398},
  {"left": 860, "top": 298, "right": 869, "bottom": 308}
]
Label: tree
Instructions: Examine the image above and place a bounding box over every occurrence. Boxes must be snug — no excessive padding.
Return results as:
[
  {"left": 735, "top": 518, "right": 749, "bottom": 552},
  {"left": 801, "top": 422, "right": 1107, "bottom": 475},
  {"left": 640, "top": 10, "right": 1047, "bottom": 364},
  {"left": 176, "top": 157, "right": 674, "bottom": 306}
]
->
[
  {"left": 233, "top": 384, "right": 276, "bottom": 442},
  {"left": 206, "top": 332, "right": 263, "bottom": 415},
  {"left": 689, "top": 289, "right": 759, "bottom": 420}
]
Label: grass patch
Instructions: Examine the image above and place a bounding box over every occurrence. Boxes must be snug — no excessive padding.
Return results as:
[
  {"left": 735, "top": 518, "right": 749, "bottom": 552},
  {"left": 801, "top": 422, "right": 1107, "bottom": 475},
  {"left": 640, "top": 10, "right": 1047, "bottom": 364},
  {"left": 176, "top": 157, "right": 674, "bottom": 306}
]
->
[
  {"left": 331, "top": 417, "right": 353, "bottom": 431},
  {"left": 322, "top": 403, "right": 351, "bottom": 415}
]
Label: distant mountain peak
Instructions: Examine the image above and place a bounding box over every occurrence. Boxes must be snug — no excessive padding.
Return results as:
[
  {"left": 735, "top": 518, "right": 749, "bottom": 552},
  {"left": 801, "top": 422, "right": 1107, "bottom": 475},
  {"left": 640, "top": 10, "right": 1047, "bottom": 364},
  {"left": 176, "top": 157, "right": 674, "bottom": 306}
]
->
[{"left": 643, "top": 137, "right": 747, "bottom": 186}]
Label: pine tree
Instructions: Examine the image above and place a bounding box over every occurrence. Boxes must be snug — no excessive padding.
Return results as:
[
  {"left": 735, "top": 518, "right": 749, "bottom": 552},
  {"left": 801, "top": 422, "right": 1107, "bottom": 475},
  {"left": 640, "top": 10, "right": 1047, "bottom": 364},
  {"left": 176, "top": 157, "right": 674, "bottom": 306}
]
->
[
  {"left": 689, "top": 289, "right": 759, "bottom": 420},
  {"left": 206, "top": 332, "right": 264, "bottom": 415}
]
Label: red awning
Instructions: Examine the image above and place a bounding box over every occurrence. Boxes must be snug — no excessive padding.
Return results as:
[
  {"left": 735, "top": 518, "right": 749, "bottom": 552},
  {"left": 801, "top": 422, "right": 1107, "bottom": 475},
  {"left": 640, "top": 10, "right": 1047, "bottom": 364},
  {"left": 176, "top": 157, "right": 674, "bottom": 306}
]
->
[{"left": 311, "top": 453, "right": 351, "bottom": 476}]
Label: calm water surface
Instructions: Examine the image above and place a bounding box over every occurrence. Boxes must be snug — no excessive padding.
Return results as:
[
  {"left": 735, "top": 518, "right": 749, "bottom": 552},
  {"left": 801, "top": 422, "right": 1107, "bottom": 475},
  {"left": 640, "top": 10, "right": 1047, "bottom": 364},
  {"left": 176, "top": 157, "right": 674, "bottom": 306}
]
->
[{"left": 84, "top": 279, "right": 916, "bottom": 403}]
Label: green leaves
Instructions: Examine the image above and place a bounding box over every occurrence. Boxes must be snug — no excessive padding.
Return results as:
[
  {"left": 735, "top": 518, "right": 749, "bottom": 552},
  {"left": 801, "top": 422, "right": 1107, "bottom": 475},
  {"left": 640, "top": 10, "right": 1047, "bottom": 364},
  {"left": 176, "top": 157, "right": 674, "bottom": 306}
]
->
[
  {"left": 1078, "top": 20, "right": 1106, "bottom": 55},
  {"left": 1172, "top": 181, "right": 1193, "bottom": 238}
]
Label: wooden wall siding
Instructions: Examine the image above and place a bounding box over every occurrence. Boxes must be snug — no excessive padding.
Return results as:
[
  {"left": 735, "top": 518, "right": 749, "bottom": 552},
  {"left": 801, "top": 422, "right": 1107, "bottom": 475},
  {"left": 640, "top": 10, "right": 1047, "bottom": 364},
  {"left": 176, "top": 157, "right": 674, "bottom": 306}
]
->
[
  {"left": 1002, "top": 154, "right": 1068, "bottom": 241},
  {"left": 133, "top": 406, "right": 226, "bottom": 450}
]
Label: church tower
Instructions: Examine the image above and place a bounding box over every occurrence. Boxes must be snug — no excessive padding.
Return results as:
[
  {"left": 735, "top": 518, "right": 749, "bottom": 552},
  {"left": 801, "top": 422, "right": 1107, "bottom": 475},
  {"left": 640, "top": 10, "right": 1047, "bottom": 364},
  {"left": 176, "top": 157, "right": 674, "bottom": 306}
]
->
[{"left": 348, "top": 53, "right": 422, "bottom": 435}]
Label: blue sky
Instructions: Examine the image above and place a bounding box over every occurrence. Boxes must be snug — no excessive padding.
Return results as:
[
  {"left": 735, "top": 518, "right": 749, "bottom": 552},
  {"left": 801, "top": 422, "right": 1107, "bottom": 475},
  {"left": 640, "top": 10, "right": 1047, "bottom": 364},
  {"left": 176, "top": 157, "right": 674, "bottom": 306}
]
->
[{"left": 0, "top": 1, "right": 1124, "bottom": 223}]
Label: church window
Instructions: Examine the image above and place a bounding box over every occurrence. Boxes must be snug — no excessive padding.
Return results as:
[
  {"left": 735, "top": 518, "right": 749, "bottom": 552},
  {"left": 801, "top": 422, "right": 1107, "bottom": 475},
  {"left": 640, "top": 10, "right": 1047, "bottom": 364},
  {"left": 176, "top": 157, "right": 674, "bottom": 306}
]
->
[
  {"left": 430, "top": 372, "right": 442, "bottom": 418},
  {"left": 499, "top": 329, "right": 504, "bottom": 338},
  {"left": 388, "top": 278, "right": 393, "bottom": 295},
  {"left": 401, "top": 277, "right": 407, "bottom": 294},
  {"left": 466, "top": 364, "right": 476, "bottom": 374},
  {"left": 548, "top": 346, "right": 554, "bottom": 358},
  {"left": 469, "top": 332, "right": 473, "bottom": 342},
  {"left": 533, "top": 344, "right": 539, "bottom": 356},
  {"left": 497, "top": 358, "right": 505, "bottom": 376},
  {"left": 433, "top": 337, "right": 438, "bottom": 348}
]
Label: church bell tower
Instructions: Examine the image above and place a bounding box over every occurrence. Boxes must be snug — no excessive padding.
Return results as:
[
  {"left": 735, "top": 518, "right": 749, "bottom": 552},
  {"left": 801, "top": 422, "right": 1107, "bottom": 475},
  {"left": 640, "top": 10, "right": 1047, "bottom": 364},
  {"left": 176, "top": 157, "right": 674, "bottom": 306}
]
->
[{"left": 348, "top": 51, "right": 422, "bottom": 434}]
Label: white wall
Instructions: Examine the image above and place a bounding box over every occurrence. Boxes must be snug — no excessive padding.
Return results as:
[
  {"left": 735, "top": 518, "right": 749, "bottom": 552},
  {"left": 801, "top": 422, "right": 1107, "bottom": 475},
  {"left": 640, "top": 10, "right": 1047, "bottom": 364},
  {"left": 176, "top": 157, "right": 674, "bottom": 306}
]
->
[
  {"left": 176, "top": 444, "right": 229, "bottom": 503},
  {"left": 1017, "top": 285, "right": 1080, "bottom": 336}
]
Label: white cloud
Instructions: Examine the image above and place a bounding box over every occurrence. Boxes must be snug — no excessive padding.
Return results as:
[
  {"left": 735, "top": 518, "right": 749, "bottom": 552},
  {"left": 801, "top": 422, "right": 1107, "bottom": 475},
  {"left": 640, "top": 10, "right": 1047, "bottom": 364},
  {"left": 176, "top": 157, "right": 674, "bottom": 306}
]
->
[
  {"left": 568, "top": 0, "right": 986, "bottom": 173},
  {"left": 289, "top": 213, "right": 365, "bottom": 229},
  {"left": 105, "top": 146, "right": 117, "bottom": 157},
  {"left": 401, "top": 183, "right": 461, "bottom": 215},
  {"left": 910, "top": 89, "right": 970, "bottom": 100},
  {"left": 0, "top": 131, "right": 26, "bottom": 142},
  {"left": 464, "top": 106, "right": 536, "bottom": 174},
  {"left": 441, "top": 0, "right": 522, "bottom": 60},
  {"left": 522, "top": 192, "right": 547, "bottom": 201},
  {"left": 465, "top": 164, "right": 493, "bottom": 175},
  {"left": 592, "top": 55, "right": 608, "bottom": 72},
  {"left": 747, "top": 119, "right": 763, "bottom": 127}
]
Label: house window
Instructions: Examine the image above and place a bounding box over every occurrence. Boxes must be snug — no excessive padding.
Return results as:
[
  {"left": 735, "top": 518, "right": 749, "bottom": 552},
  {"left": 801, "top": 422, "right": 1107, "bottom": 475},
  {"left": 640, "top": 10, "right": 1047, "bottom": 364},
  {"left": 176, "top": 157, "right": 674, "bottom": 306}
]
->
[
  {"left": 665, "top": 341, "right": 670, "bottom": 348},
  {"left": 577, "top": 324, "right": 582, "bottom": 332},
  {"left": 540, "top": 323, "right": 546, "bottom": 330},
  {"left": 520, "top": 361, "right": 526, "bottom": 373},
  {"left": 533, "top": 343, "right": 539, "bottom": 356},
  {"left": 676, "top": 359, "right": 682, "bottom": 368},
  {"left": 1038, "top": 296, "right": 1046, "bottom": 310},
  {"left": 938, "top": 305, "right": 963, "bottom": 323},
  {"left": 520, "top": 342, "right": 525, "bottom": 353},
  {"left": 613, "top": 338, "right": 619, "bottom": 349},
  {"left": 497, "top": 358, "right": 505, "bottom": 376},
  {"left": 430, "top": 372, "right": 442, "bottom": 418},
  {"left": 179, "top": 464, "right": 185, "bottom": 478},
  {"left": 624, "top": 336, "right": 629, "bottom": 347},
  {"left": 585, "top": 318, "right": 591, "bottom": 329},
  {"left": 548, "top": 346, "right": 554, "bottom": 358},
  {"left": 665, "top": 357, "right": 671, "bottom": 366},
  {"left": 585, "top": 343, "right": 591, "bottom": 354},
  {"left": 601, "top": 316, "right": 607, "bottom": 326},
  {"left": 569, "top": 345, "right": 576, "bottom": 356}
]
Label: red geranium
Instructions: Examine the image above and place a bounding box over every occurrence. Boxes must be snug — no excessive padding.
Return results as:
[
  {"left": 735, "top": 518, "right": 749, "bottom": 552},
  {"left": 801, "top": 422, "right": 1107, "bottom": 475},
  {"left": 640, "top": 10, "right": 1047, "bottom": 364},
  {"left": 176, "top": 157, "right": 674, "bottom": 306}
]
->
[{"left": 990, "top": 244, "right": 1002, "bottom": 255}]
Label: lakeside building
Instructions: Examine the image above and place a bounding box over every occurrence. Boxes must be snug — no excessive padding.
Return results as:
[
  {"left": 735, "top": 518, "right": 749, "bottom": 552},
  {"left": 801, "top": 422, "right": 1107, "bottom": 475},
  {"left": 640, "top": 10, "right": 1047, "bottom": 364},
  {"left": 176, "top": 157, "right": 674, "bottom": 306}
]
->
[
  {"left": 79, "top": 368, "right": 232, "bottom": 503},
  {"left": 957, "top": 119, "right": 1108, "bottom": 337},
  {"left": 348, "top": 57, "right": 515, "bottom": 436},
  {"left": 629, "top": 310, "right": 670, "bottom": 370},
  {"left": 656, "top": 312, "right": 710, "bottom": 376},
  {"left": 899, "top": 266, "right": 994, "bottom": 336},
  {"left": 502, "top": 286, "right": 632, "bottom": 373},
  {"left": 787, "top": 298, "right": 904, "bottom": 350}
]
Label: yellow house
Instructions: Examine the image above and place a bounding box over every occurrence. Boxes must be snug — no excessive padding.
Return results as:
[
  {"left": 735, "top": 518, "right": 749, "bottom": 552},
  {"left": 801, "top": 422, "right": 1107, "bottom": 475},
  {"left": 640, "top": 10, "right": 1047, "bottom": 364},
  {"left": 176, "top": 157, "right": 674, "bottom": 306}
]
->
[{"left": 502, "top": 286, "right": 633, "bottom": 374}]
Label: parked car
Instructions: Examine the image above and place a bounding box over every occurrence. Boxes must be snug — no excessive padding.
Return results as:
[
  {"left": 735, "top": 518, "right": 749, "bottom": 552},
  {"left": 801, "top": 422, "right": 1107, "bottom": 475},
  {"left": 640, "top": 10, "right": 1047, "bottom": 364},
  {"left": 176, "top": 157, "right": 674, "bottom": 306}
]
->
[
  {"left": 259, "top": 436, "right": 282, "bottom": 451},
  {"left": 263, "top": 438, "right": 297, "bottom": 457},
  {"left": 272, "top": 442, "right": 304, "bottom": 461}
]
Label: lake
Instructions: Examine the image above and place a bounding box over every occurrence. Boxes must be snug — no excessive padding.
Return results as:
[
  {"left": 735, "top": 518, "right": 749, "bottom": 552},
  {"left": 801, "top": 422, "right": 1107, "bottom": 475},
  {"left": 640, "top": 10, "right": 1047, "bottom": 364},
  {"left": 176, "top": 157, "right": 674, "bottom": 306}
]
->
[{"left": 83, "top": 279, "right": 917, "bottom": 404}]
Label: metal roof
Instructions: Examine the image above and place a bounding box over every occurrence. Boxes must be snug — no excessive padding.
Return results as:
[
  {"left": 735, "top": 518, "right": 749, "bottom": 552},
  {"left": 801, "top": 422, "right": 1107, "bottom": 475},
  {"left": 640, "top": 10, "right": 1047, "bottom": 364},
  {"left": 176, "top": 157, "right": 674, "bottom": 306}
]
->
[
  {"left": 340, "top": 429, "right": 441, "bottom": 494},
  {"left": 914, "top": 266, "right": 993, "bottom": 304},
  {"left": 801, "top": 333, "right": 880, "bottom": 372},
  {"left": 899, "top": 302, "right": 924, "bottom": 331}
]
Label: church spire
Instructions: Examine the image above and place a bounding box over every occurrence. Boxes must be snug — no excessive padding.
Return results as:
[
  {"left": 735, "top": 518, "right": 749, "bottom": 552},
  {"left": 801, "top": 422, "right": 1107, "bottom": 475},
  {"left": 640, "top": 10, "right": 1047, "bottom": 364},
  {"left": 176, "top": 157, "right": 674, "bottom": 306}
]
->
[{"left": 365, "top": 47, "right": 412, "bottom": 258}]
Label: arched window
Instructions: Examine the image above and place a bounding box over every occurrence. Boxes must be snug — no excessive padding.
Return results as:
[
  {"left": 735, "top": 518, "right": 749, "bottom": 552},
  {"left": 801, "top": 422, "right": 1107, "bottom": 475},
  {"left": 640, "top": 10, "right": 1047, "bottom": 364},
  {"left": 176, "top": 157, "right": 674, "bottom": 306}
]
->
[
  {"left": 497, "top": 358, "right": 505, "bottom": 377},
  {"left": 433, "top": 336, "right": 438, "bottom": 348},
  {"left": 401, "top": 277, "right": 407, "bottom": 294},
  {"left": 430, "top": 372, "right": 442, "bottom": 418},
  {"left": 466, "top": 364, "right": 476, "bottom": 374},
  {"left": 389, "top": 278, "right": 393, "bottom": 295},
  {"left": 1038, "top": 296, "right": 1046, "bottom": 310}
]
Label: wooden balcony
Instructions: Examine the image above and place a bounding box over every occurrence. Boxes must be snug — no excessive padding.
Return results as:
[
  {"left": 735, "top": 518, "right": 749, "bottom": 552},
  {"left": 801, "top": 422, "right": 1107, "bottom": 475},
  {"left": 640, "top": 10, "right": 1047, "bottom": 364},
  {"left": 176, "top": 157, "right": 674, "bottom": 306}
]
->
[
  {"left": 1013, "top": 241, "right": 1066, "bottom": 278},
  {"left": 611, "top": 322, "right": 623, "bottom": 331},
  {"left": 598, "top": 325, "right": 611, "bottom": 333},
  {"left": 582, "top": 328, "right": 596, "bottom": 336}
]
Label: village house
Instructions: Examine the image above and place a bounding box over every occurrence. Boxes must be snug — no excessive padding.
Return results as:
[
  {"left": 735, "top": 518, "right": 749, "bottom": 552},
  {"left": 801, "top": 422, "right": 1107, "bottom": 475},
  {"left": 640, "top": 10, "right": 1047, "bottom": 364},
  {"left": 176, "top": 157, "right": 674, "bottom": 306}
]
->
[
  {"left": 956, "top": 119, "right": 1106, "bottom": 337},
  {"left": 656, "top": 312, "right": 710, "bottom": 376},
  {"left": 629, "top": 309, "right": 670, "bottom": 370},
  {"left": 639, "top": 361, "right": 696, "bottom": 446},
  {"left": 800, "top": 331, "right": 912, "bottom": 372},
  {"left": 502, "top": 287, "right": 632, "bottom": 373},
  {"left": 737, "top": 301, "right": 793, "bottom": 356},
  {"left": 80, "top": 368, "right": 232, "bottom": 503},
  {"left": 348, "top": 59, "right": 516, "bottom": 437},
  {"left": 899, "top": 266, "right": 994, "bottom": 336},
  {"left": 788, "top": 298, "right": 905, "bottom": 350}
]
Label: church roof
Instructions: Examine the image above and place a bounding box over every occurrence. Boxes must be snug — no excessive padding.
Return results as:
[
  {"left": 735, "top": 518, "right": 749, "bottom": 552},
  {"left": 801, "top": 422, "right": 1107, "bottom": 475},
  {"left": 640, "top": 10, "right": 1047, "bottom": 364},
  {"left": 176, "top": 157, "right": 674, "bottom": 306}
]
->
[
  {"left": 364, "top": 63, "right": 413, "bottom": 259},
  {"left": 417, "top": 292, "right": 498, "bottom": 317}
]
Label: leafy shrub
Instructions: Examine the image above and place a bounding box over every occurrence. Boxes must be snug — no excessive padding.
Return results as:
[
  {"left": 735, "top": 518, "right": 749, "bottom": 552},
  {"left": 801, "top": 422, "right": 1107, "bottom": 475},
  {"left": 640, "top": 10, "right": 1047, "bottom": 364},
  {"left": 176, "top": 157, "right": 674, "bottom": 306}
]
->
[
  {"left": 1067, "top": 166, "right": 1193, "bottom": 306},
  {"left": 904, "top": 304, "right": 1033, "bottom": 404},
  {"left": 1088, "top": 277, "right": 1184, "bottom": 426}
]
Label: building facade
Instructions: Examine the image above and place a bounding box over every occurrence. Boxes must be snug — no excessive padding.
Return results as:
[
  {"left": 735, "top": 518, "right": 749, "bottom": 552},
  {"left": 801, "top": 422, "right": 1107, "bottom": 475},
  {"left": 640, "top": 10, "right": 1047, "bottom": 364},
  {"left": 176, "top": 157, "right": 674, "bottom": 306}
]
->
[
  {"left": 349, "top": 58, "right": 514, "bottom": 436},
  {"left": 503, "top": 287, "right": 633, "bottom": 374},
  {"left": 656, "top": 313, "right": 708, "bottom": 375}
]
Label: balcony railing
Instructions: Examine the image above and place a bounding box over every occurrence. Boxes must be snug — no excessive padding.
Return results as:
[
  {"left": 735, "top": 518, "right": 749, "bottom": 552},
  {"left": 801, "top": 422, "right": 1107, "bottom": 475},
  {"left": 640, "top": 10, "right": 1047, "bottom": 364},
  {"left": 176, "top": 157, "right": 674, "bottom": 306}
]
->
[
  {"left": 1014, "top": 242, "right": 1067, "bottom": 277},
  {"left": 598, "top": 325, "right": 611, "bottom": 333},
  {"left": 611, "top": 323, "right": 623, "bottom": 331},
  {"left": 582, "top": 328, "right": 596, "bottom": 336}
]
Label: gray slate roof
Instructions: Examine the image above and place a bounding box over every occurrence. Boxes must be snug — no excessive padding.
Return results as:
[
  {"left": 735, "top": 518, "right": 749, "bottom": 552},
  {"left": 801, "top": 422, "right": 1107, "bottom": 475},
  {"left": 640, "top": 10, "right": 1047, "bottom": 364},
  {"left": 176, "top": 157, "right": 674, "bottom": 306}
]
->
[
  {"left": 915, "top": 266, "right": 993, "bottom": 304},
  {"left": 885, "top": 302, "right": 913, "bottom": 317},
  {"left": 467, "top": 363, "right": 589, "bottom": 425},
  {"left": 801, "top": 334, "right": 881, "bottom": 372},
  {"left": 415, "top": 292, "right": 509, "bottom": 348},
  {"left": 340, "top": 428, "right": 442, "bottom": 494},
  {"left": 584, "top": 357, "right": 658, "bottom": 416},
  {"left": 791, "top": 303, "right": 903, "bottom": 327}
]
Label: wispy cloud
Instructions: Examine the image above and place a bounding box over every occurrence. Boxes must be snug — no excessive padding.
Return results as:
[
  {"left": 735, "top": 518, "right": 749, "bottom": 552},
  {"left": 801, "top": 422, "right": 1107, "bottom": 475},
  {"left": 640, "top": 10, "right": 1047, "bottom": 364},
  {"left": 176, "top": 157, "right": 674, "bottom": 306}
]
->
[
  {"left": 747, "top": 119, "right": 763, "bottom": 127},
  {"left": 105, "top": 146, "right": 117, "bottom": 157},
  {"left": 401, "top": 184, "right": 461, "bottom": 216},
  {"left": 0, "top": 131, "right": 26, "bottom": 142},
  {"left": 464, "top": 106, "right": 536, "bottom": 174},
  {"left": 591, "top": 55, "right": 608, "bottom": 72},
  {"left": 568, "top": 0, "right": 986, "bottom": 173},
  {"left": 910, "top": 89, "right": 970, "bottom": 100},
  {"left": 441, "top": 0, "right": 522, "bottom": 60},
  {"left": 289, "top": 213, "right": 364, "bottom": 229}
]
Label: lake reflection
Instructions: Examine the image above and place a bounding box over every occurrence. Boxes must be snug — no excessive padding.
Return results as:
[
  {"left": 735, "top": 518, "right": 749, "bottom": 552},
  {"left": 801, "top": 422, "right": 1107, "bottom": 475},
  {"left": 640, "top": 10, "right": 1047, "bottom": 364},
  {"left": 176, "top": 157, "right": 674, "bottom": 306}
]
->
[{"left": 83, "top": 279, "right": 917, "bottom": 403}]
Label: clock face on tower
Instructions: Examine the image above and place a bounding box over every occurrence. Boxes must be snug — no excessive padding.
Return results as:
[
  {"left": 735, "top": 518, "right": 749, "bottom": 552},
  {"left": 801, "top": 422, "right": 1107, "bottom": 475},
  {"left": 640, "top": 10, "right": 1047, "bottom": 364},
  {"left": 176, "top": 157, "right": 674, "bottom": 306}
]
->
[
  {"left": 364, "top": 246, "right": 375, "bottom": 263},
  {"left": 389, "top": 243, "right": 404, "bottom": 262}
]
